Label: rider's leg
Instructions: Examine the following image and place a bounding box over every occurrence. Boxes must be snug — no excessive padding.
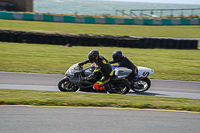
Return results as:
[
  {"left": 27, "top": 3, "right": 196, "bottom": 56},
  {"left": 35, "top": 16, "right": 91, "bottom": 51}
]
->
[{"left": 127, "top": 68, "right": 138, "bottom": 89}]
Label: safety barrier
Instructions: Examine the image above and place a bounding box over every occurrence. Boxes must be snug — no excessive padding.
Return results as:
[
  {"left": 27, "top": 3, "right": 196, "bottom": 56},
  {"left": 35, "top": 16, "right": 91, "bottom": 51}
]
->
[
  {"left": 0, "top": 12, "right": 200, "bottom": 25},
  {"left": 0, "top": 30, "right": 198, "bottom": 49}
]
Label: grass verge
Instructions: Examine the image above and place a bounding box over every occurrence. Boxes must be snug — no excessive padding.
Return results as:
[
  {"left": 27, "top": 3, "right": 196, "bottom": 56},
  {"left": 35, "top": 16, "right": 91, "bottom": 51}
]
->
[
  {"left": 0, "top": 89, "right": 199, "bottom": 112},
  {"left": 0, "top": 42, "right": 200, "bottom": 81},
  {"left": 0, "top": 19, "right": 200, "bottom": 38}
]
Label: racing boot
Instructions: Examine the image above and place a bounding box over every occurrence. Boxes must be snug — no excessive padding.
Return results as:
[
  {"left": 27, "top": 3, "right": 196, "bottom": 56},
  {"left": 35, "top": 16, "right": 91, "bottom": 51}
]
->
[{"left": 93, "top": 83, "right": 107, "bottom": 93}]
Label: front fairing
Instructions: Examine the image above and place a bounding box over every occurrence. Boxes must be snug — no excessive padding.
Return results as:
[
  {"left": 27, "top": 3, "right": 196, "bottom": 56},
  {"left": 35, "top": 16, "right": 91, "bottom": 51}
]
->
[
  {"left": 65, "top": 63, "right": 82, "bottom": 77},
  {"left": 137, "top": 66, "right": 154, "bottom": 78},
  {"left": 83, "top": 66, "right": 95, "bottom": 76}
]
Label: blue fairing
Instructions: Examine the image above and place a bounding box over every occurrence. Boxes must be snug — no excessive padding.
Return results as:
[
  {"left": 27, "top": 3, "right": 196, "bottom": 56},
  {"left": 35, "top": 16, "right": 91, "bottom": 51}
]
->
[{"left": 112, "top": 65, "right": 117, "bottom": 70}]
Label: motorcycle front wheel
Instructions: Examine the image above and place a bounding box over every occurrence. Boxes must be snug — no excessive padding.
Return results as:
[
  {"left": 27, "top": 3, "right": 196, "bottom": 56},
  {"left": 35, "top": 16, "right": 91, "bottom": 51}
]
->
[
  {"left": 132, "top": 78, "right": 151, "bottom": 92},
  {"left": 58, "top": 78, "right": 79, "bottom": 92},
  {"left": 107, "top": 79, "right": 130, "bottom": 94}
]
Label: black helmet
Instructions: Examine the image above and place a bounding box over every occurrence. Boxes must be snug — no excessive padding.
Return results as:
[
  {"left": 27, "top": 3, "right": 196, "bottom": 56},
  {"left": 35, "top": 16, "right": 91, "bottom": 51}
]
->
[
  {"left": 88, "top": 50, "right": 99, "bottom": 63},
  {"left": 112, "top": 50, "right": 123, "bottom": 62}
]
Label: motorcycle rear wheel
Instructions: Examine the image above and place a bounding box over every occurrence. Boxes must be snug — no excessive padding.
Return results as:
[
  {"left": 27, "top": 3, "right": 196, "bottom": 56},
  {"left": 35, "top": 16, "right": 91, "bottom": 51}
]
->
[
  {"left": 58, "top": 78, "right": 79, "bottom": 92},
  {"left": 132, "top": 78, "right": 151, "bottom": 92},
  {"left": 107, "top": 79, "right": 130, "bottom": 94}
]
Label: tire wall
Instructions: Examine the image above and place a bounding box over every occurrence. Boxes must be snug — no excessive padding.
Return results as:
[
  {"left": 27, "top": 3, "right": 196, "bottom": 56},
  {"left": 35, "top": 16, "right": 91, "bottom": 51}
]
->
[
  {"left": 0, "top": 29, "right": 198, "bottom": 49},
  {"left": 0, "top": 12, "right": 199, "bottom": 49}
]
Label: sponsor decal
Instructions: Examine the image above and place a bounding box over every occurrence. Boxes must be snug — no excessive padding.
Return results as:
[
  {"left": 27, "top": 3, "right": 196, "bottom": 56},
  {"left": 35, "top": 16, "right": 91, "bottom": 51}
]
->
[{"left": 142, "top": 71, "right": 150, "bottom": 77}]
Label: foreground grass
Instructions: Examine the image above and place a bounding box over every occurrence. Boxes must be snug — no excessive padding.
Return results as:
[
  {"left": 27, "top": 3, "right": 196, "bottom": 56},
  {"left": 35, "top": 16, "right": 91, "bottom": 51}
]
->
[
  {"left": 0, "top": 42, "right": 200, "bottom": 81},
  {"left": 0, "top": 89, "right": 199, "bottom": 112},
  {"left": 1, "top": 19, "right": 200, "bottom": 38}
]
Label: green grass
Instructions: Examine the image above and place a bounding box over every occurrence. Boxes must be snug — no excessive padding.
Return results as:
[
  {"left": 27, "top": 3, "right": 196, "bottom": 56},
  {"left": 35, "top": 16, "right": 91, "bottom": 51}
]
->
[
  {"left": 0, "top": 19, "right": 199, "bottom": 109},
  {"left": 1, "top": 19, "right": 200, "bottom": 38},
  {"left": 0, "top": 20, "right": 199, "bottom": 80},
  {"left": 0, "top": 42, "right": 200, "bottom": 81},
  {"left": 0, "top": 89, "right": 200, "bottom": 112}
]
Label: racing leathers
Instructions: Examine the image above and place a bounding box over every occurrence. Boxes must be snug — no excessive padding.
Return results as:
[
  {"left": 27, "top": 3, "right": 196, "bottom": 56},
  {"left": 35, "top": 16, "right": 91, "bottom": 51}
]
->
[{"left": 80, "top": 56, "right": 113, "bottom": 91}]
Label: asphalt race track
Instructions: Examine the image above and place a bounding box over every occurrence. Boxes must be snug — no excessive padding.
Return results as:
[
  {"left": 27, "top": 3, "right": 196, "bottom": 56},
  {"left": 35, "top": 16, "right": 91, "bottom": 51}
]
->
[
  {"left": 0, "top": 72, "right": 200, "bottom": 133},
  {"left": 0, "top": 72, "right": 200, "bottom": 99},
  {"left": 0, "top": 106, "right": 200, "bottom": 133}
]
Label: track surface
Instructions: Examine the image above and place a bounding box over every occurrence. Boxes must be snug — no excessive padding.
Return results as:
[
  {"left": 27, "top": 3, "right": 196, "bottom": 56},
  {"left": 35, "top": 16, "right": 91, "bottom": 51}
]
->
[
  {"left": 1, "top": 72, "right": 200, "bottom": 133},
  {"left": 0, "top": 106, "right": 200, "bottom": 133},
  {"left": 0, "top": 72, "right": 200, "bottom": 99}
]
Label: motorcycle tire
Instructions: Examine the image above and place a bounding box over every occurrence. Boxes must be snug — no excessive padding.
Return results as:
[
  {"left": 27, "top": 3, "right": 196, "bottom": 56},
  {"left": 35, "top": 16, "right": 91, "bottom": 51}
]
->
[
  {"left": 58, "top": 78, "right": 79, "bottom": 92},
  {"left": 107, "top": 79, "right": 130, "bottom": 94},
  {"left": 132, "top": 78, "right": 151, "bottom": 92}
]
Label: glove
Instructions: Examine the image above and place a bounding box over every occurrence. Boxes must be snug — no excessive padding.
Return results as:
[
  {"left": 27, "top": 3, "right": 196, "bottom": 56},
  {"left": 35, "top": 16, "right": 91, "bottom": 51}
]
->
[{"left": 78, "top": 62, "right": 83, "bottom": 67}]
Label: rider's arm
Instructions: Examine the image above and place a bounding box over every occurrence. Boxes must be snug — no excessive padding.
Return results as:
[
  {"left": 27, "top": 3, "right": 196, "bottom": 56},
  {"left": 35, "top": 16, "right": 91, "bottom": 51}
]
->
[
  {"left": 78, "top": 60, "right": 90, "bottom": 66},
  {"left": 108, "top": 60, "right": 115, "bottom": 64},
  {"left": 82, "top": 60, "right": 90, "bottom": 65}
]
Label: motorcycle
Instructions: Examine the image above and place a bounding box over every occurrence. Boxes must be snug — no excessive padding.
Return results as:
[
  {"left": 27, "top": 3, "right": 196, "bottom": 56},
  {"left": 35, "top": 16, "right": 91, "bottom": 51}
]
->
[
  {"left": 58, "top": 63, "right": 131, "bottom": 94},
  {"left": 112, "top": 65, "right": 154, "bottom": 92}
]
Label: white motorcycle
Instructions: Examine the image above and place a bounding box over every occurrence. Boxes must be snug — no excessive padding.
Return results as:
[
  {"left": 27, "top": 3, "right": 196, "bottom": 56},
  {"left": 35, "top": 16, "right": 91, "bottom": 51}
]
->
[{"left": 112, "top": 65, "right": 154, "bottom": 92}]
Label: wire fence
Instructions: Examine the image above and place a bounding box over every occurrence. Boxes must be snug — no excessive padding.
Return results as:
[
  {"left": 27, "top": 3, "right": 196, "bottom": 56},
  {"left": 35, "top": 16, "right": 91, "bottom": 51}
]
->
[{"left": 116, "top": 8, "right": 200, "bottom": 18}]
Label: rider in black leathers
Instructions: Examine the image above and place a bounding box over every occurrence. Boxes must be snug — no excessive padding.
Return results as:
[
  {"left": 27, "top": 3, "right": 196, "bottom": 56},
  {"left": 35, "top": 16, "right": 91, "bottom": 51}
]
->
[
  {"left": 109, "top": 50, "right": 137, "bottom": 87},
  {"left": 79, "top": 50, "right": 113, "bottom": 91}
]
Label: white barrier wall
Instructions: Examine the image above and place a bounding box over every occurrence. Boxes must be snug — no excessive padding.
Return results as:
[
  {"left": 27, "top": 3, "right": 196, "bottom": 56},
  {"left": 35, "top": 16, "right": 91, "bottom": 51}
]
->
[{"left": 0, "top": 12, "right": 199, "bottom": 25}]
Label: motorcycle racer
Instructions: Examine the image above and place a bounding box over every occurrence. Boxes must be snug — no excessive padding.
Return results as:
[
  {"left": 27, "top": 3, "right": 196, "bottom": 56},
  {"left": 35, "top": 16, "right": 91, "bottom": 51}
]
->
[
  {"left": 78, "top": 50, "right": 113, "bottom": 91},
  {"left": 109, "top": 50, "right": 138, "bottom": 87}
]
